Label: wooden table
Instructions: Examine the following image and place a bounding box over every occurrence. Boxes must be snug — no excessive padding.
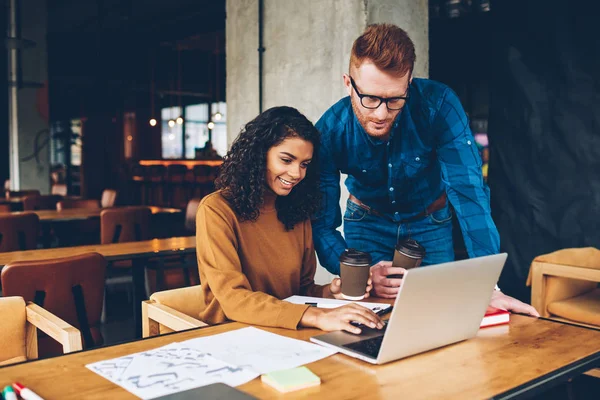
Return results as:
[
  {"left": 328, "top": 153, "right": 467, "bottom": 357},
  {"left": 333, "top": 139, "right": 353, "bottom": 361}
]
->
[
  {"left": 0, "top": 236, "right": 196, "bottom": 338},
  {"left": 11, "top": 206, "right": 181, "bottom": 222},
  {"left": 0, "top": 316, "right": 599, "bottom": 399}
]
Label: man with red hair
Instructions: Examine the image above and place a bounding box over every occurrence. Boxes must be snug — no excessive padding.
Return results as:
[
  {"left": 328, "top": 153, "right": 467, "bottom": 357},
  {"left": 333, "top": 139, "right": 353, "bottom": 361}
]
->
[{"left": 313, "top": 24, "right": 537, "bottom": 315}]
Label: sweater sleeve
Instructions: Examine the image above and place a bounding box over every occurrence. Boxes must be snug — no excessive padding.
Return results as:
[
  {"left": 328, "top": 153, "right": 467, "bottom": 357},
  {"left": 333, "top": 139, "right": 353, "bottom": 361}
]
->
[
  {"left": 299, "top": 220, "right": 327, "bottom": 298},
  {"left": 196, "top": 201, "right": 310, "bottom": 329}
]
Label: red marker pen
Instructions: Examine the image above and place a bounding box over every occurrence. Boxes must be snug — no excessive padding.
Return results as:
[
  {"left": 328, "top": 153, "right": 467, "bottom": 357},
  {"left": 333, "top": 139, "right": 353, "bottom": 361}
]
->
[{"left": 12, "top": 383, "right": 45, "bottom": 400}]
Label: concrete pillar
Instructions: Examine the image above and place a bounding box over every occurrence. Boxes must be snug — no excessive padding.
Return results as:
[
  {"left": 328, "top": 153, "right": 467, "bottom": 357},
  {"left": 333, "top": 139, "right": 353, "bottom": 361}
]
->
[
  {"left": 226, "top": 0, "right": 428, "bottom": 282},
  {"left": 7, "top": 0, "right": 50, "bottom": 192}
]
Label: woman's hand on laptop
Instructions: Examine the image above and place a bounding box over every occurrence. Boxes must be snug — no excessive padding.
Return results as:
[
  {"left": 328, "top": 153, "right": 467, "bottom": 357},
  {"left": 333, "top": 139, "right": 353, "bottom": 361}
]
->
[
  {"left": 300, "top": 304, "right": 384, "bottom": 334},
  {"left": 370, "top": 261, "right": 406, "bottom": 298},
  {"left": 489, "top": 291, "right": 540, "bottom": 317}
]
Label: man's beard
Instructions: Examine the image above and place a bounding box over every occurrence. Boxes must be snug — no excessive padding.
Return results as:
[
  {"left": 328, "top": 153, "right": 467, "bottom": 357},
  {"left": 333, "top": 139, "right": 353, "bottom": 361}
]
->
[{"left": 350, "top": 97, "right": 395, "bottom": 141}]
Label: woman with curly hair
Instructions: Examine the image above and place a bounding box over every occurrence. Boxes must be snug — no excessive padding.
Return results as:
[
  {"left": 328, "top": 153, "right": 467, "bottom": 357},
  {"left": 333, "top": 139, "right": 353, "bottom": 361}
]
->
[{"left": 195, "top": 106, "right": 383, "bottom": 333}]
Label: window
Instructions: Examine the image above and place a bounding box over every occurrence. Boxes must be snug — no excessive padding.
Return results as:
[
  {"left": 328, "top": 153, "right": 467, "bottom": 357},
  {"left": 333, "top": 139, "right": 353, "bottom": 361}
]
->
[
  {"left": 184, "top": 104, "right": 209, "bottom": 159},
  {"left": 210, "top": 102, "right": 227, "bottom": 157},
  {"left": 162, "top": 103, "right": 227, "bottom": 159},
  {"left": 161, "top": 106, "right": 183, "bottom": 159}
]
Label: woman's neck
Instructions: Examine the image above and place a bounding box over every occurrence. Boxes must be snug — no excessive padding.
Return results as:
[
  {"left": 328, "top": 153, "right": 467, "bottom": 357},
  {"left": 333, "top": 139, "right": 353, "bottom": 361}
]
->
[{"left": 261, "top": 189, "right": 277, "bottom": 212}]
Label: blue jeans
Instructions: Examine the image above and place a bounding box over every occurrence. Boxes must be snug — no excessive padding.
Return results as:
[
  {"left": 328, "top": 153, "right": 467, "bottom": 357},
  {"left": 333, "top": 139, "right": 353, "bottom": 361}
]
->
[{"left": 343, "top": 198, "right": 455, "bottom": 266}]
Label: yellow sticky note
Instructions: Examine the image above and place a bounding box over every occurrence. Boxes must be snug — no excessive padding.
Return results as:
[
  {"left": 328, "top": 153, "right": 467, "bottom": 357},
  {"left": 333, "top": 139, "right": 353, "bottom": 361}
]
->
[{"left": 261, "top": 366, "right": 321, "bottom": 393}]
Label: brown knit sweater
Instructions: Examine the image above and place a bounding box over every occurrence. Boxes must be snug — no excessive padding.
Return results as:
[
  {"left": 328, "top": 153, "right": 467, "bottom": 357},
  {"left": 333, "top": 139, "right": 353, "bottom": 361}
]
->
[{"left": 195, "top": 191, "right": 326, "bottom": 329}]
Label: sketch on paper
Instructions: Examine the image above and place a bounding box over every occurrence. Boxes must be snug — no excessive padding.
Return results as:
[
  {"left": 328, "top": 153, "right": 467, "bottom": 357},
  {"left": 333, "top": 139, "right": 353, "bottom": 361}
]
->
[{"left": 87, "top": 343, "right": 258, "bottom": 399}]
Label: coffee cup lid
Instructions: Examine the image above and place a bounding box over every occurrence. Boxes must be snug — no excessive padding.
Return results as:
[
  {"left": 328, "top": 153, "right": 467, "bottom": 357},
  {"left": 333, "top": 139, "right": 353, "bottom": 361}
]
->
[
  {"left": 340, "top": 248, "right": 372, "bottom": 266},
  {"left": 395, "top": 238, "right": 426, "bottom": 258}
]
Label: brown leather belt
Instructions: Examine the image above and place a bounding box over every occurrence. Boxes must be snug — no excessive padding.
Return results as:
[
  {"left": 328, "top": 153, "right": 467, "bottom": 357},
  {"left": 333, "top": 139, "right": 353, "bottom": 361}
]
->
[{"left": 348, "top": 192, "right": 447, "bottom": 223}]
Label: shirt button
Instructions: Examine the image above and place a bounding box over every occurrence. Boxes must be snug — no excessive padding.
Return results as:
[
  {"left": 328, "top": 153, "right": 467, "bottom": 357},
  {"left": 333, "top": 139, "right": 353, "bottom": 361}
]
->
[
  {"left": 388, "top": 163, "right": 392, "bottom": 168},
  {"left": 467, "top": 140, "right": 472, "bottom": 145},
  {"left": 392, "top": 201, "right": 396, "bottom": 204},
  {"left": 389, "top": 187, "right": 394, "bottom": 192},
  {"left": 415, "top": 157, "right": 420, "bottom": 161},
  {"left": 362, "top": 169, "right": 366, "bottom": 173},
  {"left": 395, "top": 212, "right": 399, "bottom": 216}
]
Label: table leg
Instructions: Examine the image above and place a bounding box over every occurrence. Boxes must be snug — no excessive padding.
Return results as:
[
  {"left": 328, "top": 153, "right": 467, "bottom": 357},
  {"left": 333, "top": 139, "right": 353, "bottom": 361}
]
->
[{"left": 131, "top": 258, "right": 147, "bottom": 338}]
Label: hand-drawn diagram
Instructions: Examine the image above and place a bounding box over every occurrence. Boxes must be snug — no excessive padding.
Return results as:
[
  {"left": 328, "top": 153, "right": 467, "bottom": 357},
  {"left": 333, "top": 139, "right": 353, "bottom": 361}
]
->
[{"left": 87, "top": 343, "right": 258, "bottom": 399}]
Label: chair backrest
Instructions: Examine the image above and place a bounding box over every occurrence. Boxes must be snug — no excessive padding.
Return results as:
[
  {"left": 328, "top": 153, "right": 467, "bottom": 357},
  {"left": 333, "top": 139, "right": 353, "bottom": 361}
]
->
[
  {"left": 51, "top": 184, "right": 68, "bottom": 196},
  {"left": 57, "top": 198, "right": 100, "bottom": 211},
  {"left": 185, "top": 198, "right": 202, "bottom": 233},
  {"left": 0, "top": 296, "right": 27, "bottom": 366},
  {"left": 1, "top": 253, "right": 107, "bottom": 357},
  {"left": 0, "top": 204, "right": 11, "bottom": 213},
  {"left": 101, "top": 189, "right": 118, "bottom": 208},
  {"left": 0, "top": 213, "right": 39, "bottom": 252},
  {"left": 22, "top": 194, "right": 62, "bottom": 211},
  {"left": 6, "top": 189, "right": 40, "bottom": 199},
  {"left": 100, "top": 206, "right": 151, "bottom": 244}
]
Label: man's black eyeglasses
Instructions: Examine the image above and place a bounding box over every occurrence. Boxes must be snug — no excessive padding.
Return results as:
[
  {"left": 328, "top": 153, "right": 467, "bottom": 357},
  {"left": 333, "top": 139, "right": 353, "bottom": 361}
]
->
[{"left": 349, "top": 76, "right": 409, "bottom": 110}]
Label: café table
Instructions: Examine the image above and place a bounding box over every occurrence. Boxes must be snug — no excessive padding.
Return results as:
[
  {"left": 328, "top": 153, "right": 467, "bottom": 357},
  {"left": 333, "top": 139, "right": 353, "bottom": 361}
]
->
[
  {"left": 0, "top": 236, "right": 195, "bottom": 338},
  {"left": 13, "top": 206, "right": 182, "bottom": 222},
  {"left": 8, "top": 206, "right": 182, "bottom": 247},
  {"left": 0, "top": 315, "right": 598, "bottom": 399}
]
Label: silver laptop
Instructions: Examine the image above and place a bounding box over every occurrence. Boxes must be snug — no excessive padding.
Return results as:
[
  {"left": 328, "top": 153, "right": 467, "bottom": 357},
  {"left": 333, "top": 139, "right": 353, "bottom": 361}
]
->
[{"left": 310, "top": 253, "right": 507, "bottom": 364}]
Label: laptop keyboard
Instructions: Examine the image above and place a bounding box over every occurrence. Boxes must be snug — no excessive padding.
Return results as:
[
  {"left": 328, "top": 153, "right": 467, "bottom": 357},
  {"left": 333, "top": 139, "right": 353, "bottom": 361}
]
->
[{"left": 343, "top": 335, "right": 384, "bottom": 359}]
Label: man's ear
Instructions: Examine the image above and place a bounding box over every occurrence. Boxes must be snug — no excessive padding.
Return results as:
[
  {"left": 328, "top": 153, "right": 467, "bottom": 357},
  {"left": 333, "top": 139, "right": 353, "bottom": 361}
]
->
[{"left": 343, "top": 74, "right": 352, "bottom": 97}]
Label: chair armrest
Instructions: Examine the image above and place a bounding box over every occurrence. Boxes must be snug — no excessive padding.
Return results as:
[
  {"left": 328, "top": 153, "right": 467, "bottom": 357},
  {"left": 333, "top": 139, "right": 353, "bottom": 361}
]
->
[
  {"left": 149, "top": 285, "right": 204, "bottom": 318},
  {"left": 530, "top": 262, "right": 600, "bottom": 317},
  {"left": 142, "top": 300, "right": 207, "bottom": 338},
  {"left": 25, "top": 302, "right": 83, "bottom": 358}
]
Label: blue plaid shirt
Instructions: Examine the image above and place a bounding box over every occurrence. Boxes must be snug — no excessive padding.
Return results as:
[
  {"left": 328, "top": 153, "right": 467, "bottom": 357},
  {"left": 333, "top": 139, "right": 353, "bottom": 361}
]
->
[{"left": 313, "top": 78, "right": 500, "bottom": 274}]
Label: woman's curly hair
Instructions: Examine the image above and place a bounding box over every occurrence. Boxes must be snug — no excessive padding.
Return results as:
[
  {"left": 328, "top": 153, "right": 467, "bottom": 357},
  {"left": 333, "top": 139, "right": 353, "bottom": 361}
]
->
[{"left": 215, "top": 106, "right": 321, "bottom": 230}]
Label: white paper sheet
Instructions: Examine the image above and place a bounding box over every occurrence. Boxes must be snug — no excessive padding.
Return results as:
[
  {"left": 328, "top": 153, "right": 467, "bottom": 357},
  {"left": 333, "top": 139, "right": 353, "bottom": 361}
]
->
[
  {"left": 184, "top": 326, "right": 337, "bottom": 374},
  {"left": 284, "top": 295, "right": 391, "bottom": 312},
  {"left": 87, "top": 342, "right": 259, "bottom": 399}
]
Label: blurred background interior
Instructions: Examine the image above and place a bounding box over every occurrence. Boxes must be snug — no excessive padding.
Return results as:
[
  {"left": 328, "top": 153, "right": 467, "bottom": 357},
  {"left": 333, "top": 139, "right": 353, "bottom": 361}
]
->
[{"left": 0, "top": 3, "right": 599, "bottom": 396}]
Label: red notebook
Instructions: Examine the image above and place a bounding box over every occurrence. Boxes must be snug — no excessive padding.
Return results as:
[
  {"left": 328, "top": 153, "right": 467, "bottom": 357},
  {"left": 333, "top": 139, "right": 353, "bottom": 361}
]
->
[{"left": 480, "top": 307, "right": 510, "bottom": 328}]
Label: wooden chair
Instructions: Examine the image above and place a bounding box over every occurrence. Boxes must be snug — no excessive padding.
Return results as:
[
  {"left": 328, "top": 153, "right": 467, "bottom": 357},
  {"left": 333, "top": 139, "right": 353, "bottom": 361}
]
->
[
  {"left": 145, "top": 198, "right": 200, "bottom": 295},
  {"left": 22, "top": 194, "right": 62, "bottom": 211},
  {"left": 0, "top": 296, "right": 83, "bottom": 366},
  {"left": 57, "top": 198, "right": 101, "bottom": 211},
  {"left": 0, "top": 213, "right": 39, "bottom": 252},
  {"left": 100, "top": 207, "right": 151, "bottom": 319},
  {"left": 101, "top": 206, "right": 151, "bottom": 244},
  {"left": 1, "top": 253, "right": 106, "bottom": 358},
  {"left": 0, "top": 204, "right": 11, "bottom": 213},
  {"left": 142, "top": 285, "right": 207, "bottom": 338},
  {"left": 166, "top": 165, "right": 188, "bottom": 208},
  {"left": 527, "top": 247, "right": 600, "bottom": 379},
  {"left": 100, "top": 189, "right": 118, "bottom": 208},
  {"left": 184, "top": 197, "right": 202, "bottom": 233}
]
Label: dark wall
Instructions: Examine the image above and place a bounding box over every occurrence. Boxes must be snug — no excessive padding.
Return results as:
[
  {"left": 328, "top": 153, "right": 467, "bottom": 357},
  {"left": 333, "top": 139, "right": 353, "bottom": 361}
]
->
[
  {"left": 488, "top": 0, "right": 600, "bottom": 301},
  {"left": 0, "top": 4, "right": 9, "bottom": 184}
]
